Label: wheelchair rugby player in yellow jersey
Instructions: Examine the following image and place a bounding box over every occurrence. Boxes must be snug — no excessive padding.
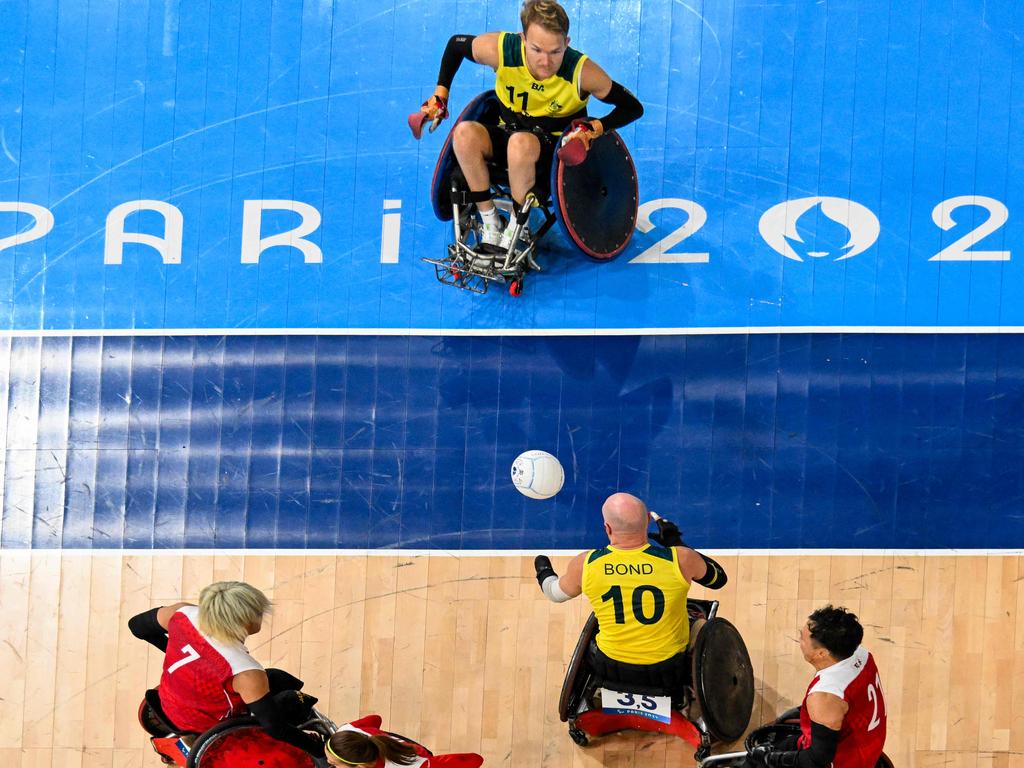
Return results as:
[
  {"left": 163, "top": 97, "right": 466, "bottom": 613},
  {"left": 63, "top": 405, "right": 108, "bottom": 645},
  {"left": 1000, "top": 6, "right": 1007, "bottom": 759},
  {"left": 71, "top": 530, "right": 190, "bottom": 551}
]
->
[
  {"left": 534, "top": 492, "right": 755, "bottom": 760},
  {"left": 411, "top": 0, "right": 644, "bottom": 296}
]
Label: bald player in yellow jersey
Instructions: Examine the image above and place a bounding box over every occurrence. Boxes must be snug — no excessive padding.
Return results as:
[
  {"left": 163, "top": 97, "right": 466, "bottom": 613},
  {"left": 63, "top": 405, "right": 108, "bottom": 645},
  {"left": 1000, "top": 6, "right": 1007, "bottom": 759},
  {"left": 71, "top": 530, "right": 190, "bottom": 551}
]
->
[
  {"left": 415, "top": 0, "right": 643, "bottom": 256},
  {"left": 533, "top": 493, "right": 727, "bottom": 695}
]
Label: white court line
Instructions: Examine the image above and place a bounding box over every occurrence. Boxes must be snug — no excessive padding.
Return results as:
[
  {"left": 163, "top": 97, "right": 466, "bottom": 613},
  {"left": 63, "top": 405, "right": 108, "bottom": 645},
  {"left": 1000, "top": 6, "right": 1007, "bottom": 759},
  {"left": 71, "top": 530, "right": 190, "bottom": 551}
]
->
[
  {"left": 0, "top": 326, "right": 1023, "bottom": 338},
  {"left": 7, "top": 548, "right": 1022, "bottom": 557}
]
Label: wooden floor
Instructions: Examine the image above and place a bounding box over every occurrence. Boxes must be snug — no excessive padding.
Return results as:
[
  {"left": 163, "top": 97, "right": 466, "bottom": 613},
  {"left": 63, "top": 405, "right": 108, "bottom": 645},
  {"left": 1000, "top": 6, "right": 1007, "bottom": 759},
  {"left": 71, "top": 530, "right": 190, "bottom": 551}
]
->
[{"left": 1, "top": 551, "right": 1022, "bottom": 768}]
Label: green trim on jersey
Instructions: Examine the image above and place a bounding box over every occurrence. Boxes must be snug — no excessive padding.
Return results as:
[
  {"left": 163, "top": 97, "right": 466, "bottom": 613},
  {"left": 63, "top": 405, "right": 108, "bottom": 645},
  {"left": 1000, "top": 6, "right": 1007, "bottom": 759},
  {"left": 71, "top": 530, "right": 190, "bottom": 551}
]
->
[
  {"left": 643, "top": 543, "right": 674, "bottom": 562},
  {"left": 502, "top": 32, "right": 523, "bottom": 67}
]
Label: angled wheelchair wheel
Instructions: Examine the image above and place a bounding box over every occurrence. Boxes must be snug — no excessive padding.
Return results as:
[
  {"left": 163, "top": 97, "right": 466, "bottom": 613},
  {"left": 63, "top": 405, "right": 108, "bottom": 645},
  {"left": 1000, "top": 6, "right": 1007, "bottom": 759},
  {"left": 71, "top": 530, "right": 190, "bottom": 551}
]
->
[
  {"left": 692, "top": 617, "right": 755, "bottom": 743},
  {"left": 186, "top": 717, "right": 317, "bottom": 768},
  {"left": 550, "top": 130, "right": 638, "bottom": 260},
  {"left": 431, "top": 92, "right": 503, "bottom": 222},
  {"left": 558, "top": 613, "right": 599, "bottom": 722}
]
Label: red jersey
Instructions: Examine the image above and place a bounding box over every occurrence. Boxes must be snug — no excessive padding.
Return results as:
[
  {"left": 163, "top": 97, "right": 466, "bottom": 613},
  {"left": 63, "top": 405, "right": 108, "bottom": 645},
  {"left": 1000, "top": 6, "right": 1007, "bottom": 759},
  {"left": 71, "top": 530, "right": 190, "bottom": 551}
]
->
[
  {"left": 158, "top": 605, "right": 263, "bottom": 733},
  {"left": 338, "top": 716, "right": 483, "bottom": 768},
  {"left": 799, "top": 646, "right": 886, "bottom": 768}
]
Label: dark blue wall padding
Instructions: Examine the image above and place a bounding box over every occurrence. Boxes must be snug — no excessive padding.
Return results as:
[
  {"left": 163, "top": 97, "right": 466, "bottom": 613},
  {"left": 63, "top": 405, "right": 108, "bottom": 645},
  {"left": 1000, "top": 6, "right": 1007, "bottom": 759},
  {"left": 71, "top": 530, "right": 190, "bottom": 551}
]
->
[{"left": 1, "top": 333, "right": 1020, "bottom": 551}]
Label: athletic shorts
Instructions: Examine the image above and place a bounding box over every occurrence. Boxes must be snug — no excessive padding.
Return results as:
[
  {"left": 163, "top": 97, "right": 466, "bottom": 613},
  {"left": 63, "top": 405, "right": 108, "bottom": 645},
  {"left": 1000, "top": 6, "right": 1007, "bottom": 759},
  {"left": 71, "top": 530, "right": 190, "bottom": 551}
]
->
[{"left": 484, "top": 123, "right": 558, "bottom": 183}]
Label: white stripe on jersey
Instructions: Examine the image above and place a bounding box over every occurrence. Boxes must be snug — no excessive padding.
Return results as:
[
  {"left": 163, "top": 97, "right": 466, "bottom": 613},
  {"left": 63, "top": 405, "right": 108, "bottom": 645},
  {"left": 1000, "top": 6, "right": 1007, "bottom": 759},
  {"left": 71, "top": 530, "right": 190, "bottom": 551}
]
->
[
  {"left": 177, "top": 605, "right": 264, "bottom": 676},
  {"left": 808, "top": 645, "right": 871, "bottom": 699}
]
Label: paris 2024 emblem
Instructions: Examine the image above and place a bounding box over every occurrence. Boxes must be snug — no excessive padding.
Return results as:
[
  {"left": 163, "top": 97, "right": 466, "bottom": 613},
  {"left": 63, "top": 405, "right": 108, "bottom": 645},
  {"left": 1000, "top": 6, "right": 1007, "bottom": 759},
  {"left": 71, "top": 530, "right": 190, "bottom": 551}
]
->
[{"left": 758, "top": 197, "right": 880, "bottom": 262}]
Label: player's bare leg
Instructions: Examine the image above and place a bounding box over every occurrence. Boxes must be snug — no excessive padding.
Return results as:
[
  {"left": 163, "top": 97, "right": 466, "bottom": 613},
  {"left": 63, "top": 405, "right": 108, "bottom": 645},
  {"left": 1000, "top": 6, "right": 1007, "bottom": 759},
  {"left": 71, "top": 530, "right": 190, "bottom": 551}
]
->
[
  {"left": 453, "top": 121, "right": 506, "bottom": 256},
  {"left": 503, "top": 131, "right": 542, "bottom": 251},
  {"left": 507, "top": 131, "right": 541, "bottom": 206},
  {"left": 452, "top": 121, "right": 495, "bottom": 212}
]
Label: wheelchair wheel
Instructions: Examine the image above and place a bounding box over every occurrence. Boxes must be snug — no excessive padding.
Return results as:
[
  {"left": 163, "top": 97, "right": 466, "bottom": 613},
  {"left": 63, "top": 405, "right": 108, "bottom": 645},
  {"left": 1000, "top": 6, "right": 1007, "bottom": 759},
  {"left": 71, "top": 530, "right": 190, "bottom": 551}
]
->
[
  {"left": 568, "top": 726, "right": 590, "bottom": 746},
  {"left": 186, "top": 717, "right": 317, "bottom": 768},
  {"left": 550, "top": 130, "right": 638, "bottom": 260},
  {"left": 692, "top": 617, "right": 755, "bottom": 743},
  {"left": 558, "top": 613, "right": 599, "bottom": 722}
]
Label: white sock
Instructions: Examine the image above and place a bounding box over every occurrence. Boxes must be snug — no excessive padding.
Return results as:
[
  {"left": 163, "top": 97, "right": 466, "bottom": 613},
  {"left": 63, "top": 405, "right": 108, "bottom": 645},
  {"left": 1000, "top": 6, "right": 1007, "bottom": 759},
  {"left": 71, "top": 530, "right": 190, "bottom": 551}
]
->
[{"left": 479, "top": 207, "right": 501, "bottom": 227}]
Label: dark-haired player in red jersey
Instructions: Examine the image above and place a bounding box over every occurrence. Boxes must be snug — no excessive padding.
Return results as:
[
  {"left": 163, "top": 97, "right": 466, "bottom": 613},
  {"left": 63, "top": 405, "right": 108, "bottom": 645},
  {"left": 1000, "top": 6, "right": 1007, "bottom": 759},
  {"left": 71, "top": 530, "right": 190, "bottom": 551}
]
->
[{"left": 751, "top": 606, "right": 886, "bottom": 768}]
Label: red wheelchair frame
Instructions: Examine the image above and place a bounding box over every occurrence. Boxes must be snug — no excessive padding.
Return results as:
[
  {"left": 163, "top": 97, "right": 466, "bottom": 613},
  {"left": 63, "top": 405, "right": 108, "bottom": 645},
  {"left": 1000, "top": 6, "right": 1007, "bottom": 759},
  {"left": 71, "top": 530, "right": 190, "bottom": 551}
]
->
[
  {"left": 558, "top": 598, "right": 756, "bottom": 762},
  {"left": 137, "top": 687, "right": 330, "bottom": 767}
]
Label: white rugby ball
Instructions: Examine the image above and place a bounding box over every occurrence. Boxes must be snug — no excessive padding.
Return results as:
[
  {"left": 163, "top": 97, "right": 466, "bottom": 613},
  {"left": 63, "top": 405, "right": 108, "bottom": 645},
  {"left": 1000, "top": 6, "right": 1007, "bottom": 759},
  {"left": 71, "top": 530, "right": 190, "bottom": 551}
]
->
[{"left": 511, "top": 450, "right": 565, "bottom": 500}]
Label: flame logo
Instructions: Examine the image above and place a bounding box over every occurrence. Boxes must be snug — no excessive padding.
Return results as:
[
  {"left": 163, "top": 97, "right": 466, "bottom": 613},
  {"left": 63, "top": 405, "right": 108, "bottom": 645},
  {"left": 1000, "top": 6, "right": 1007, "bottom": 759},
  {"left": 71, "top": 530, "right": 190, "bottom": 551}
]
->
[{"left": 758, "top": 197, "right": 880, "bottom": 262}]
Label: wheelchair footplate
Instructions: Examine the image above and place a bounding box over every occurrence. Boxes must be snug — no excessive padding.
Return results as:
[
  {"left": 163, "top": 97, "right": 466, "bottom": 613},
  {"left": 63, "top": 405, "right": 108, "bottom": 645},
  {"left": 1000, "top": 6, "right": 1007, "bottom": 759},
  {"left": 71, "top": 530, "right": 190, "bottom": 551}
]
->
[{"left": 422, "top": 220, "right": 542, "bottom": 297}]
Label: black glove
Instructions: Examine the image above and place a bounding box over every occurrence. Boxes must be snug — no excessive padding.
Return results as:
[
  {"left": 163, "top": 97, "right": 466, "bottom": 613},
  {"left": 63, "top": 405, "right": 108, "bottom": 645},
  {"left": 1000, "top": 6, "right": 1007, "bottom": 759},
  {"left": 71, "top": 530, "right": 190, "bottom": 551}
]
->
[
  {"left": 650, "top": 517, "right": 684, "bottom": 547},
  {"left": 534, "top": 555, "right": 557, "bottom": 588},
  {"left": 748, "top": 745, "right": 774, "bottom": 767},
  {"left": 273, "top": 689, "right": 318, "bottom": 723}
]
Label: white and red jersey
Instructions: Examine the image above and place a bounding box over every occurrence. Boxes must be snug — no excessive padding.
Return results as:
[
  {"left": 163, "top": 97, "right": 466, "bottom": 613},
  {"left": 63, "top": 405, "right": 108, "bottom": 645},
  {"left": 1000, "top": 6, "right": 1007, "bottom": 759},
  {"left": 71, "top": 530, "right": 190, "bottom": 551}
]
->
[
  {"left": 338, "top": 716, "right": 483, "bottom": 768},
  {"left": 799, "top": 646, "right": 886, "bottom": 768},
  {"left": 158, "top": 605, "right": 263, "bottom": 733}
]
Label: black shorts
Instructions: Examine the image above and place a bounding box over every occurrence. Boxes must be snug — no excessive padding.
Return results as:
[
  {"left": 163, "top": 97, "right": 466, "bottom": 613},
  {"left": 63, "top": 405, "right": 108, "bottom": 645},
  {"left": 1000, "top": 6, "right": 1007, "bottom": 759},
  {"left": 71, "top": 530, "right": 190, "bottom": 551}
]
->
[
  {"left": 484, "top": 123, "right": 558, "bottom": 180},
  {"left": 587, "top": 641, "right": 691, "bottom": 702}
]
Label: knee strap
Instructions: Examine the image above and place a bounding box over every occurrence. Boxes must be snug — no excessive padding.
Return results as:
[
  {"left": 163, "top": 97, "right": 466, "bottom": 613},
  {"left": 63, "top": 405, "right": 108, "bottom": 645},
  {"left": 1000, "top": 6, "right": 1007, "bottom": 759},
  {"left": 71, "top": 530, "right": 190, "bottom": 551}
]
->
[{"left": 450, "top": 189, "right": 493, "bottom": 206}]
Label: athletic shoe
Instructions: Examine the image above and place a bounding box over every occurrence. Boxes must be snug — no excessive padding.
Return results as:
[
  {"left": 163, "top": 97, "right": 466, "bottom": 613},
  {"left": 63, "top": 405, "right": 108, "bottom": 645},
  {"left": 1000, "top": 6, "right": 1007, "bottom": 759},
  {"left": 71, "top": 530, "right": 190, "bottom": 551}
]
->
[
  {"left": 499, "top": 222, "right": 530, "bottom": 253},
  {"left": 478, "top": 216, "right": 505, "bottom": 251}
]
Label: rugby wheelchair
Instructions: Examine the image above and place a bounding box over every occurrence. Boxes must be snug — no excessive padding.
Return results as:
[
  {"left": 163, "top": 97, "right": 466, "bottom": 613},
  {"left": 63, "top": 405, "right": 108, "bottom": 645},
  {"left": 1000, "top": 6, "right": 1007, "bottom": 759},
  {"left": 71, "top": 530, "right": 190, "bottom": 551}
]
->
[
  {"left": 696, "top": 709, "right": 895, "bottom": 767},
  {"left": 421, "top": 91, "right": 639, "bottom": 296},
  {"left": 558, "top": 598, "right": 756, "bottom": 762},
  {"left": 137, "top": 686, "right": 333, "bottom": 767}
]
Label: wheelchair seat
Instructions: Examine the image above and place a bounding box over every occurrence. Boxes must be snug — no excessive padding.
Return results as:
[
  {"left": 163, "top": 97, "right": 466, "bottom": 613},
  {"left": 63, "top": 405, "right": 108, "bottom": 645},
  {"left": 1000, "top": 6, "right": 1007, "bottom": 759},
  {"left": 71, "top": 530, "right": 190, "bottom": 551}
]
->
[
  {"left": 139, "top": 688, "right": 182, "bottom": 737},
  {"left": 558, "top": 599, "right": 754, "bottom": 761},
  {"left": 424, "top": 91, "right": 638, "bottom": 296}
]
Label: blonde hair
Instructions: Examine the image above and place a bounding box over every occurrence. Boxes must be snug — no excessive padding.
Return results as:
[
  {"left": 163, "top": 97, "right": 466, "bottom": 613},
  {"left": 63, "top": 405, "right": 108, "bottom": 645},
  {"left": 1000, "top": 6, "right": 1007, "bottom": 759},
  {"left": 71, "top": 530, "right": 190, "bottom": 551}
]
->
[
  {"left": 520, "top": 0, "right": 570, "bottom": 37},
  {"left": 198, "top": 581, "right": 271, "bottom": 644}
]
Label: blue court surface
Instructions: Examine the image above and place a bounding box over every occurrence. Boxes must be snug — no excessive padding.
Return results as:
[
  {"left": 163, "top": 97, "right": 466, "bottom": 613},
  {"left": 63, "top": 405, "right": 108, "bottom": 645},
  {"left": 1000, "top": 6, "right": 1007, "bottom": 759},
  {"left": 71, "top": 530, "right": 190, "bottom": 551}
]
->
[{"left": 0, "top": 0, "right": 1022, "bottom": 550}]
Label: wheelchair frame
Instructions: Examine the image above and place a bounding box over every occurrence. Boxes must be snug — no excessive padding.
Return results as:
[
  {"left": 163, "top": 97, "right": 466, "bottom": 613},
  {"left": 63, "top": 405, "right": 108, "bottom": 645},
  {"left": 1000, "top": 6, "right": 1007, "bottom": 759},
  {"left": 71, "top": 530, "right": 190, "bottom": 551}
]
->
[
  {"left": 422, "top": 91, "right": 638, "bottom": 297},
  {"left": 422, "top": 174, "right": 557, "bottom": 297},
  {"left": 184, "top": 709, "right": 337, "bottom": 768},
  {"left": 559, "top": 598, "right": 755, "bottom": 762}
]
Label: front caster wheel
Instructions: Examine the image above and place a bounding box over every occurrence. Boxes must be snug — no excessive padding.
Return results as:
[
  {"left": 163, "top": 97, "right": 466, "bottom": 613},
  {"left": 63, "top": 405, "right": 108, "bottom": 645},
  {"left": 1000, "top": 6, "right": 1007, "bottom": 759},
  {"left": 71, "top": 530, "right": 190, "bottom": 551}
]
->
[{"left": 568, "top": 726, "right": 589, "bottom": 746}]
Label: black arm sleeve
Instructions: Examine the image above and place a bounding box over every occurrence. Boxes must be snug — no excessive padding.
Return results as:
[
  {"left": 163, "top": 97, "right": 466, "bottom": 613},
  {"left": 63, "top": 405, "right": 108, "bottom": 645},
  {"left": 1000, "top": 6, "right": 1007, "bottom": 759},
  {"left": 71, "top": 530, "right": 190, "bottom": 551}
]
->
[
  {"left": 437, "top": 35, "right": 476, "bottom": 90},
  {"left": 693, "top": 552, "right": 728, "bottom": 589},
  {"left": 247, "top": 693, "right": 324, "bottom": 757},
  {"left": 769, "top": 721, "right": 841, "bottom": 768},
  {"left": 128, "top": 607, "right": 168, "bottom": 652},
  {"left": 593, "top": 81, "right": 644, "bottom": 131}
]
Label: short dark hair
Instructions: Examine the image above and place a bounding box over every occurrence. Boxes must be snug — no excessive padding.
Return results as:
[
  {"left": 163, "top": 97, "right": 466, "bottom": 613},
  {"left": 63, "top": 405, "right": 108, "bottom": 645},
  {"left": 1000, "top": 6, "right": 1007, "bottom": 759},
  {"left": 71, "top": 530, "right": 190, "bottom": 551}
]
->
[{"left": 807, "top": 605, "right": 863, "bottom": 660}]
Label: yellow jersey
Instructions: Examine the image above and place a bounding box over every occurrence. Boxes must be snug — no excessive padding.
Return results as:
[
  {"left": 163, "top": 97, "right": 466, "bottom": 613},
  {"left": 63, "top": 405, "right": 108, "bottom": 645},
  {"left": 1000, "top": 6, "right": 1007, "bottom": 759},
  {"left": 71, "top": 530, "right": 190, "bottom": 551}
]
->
[
  {"left": 494, "top": 31, "right": 589, "bottom": 134},
  {"left": 581, "top": 543, "right": 690, "bottom": 664}
]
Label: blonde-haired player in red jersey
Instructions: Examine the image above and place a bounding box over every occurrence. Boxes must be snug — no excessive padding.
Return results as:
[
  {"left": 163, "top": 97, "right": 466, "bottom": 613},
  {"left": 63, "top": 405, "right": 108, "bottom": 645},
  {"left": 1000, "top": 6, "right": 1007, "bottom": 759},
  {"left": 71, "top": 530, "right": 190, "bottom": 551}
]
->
[
  {"left": 129, "top": 581, "right": 323, "bottom": 757},
  {"left": 751, "top": 606, "right": 886, "bottom": 768}
]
